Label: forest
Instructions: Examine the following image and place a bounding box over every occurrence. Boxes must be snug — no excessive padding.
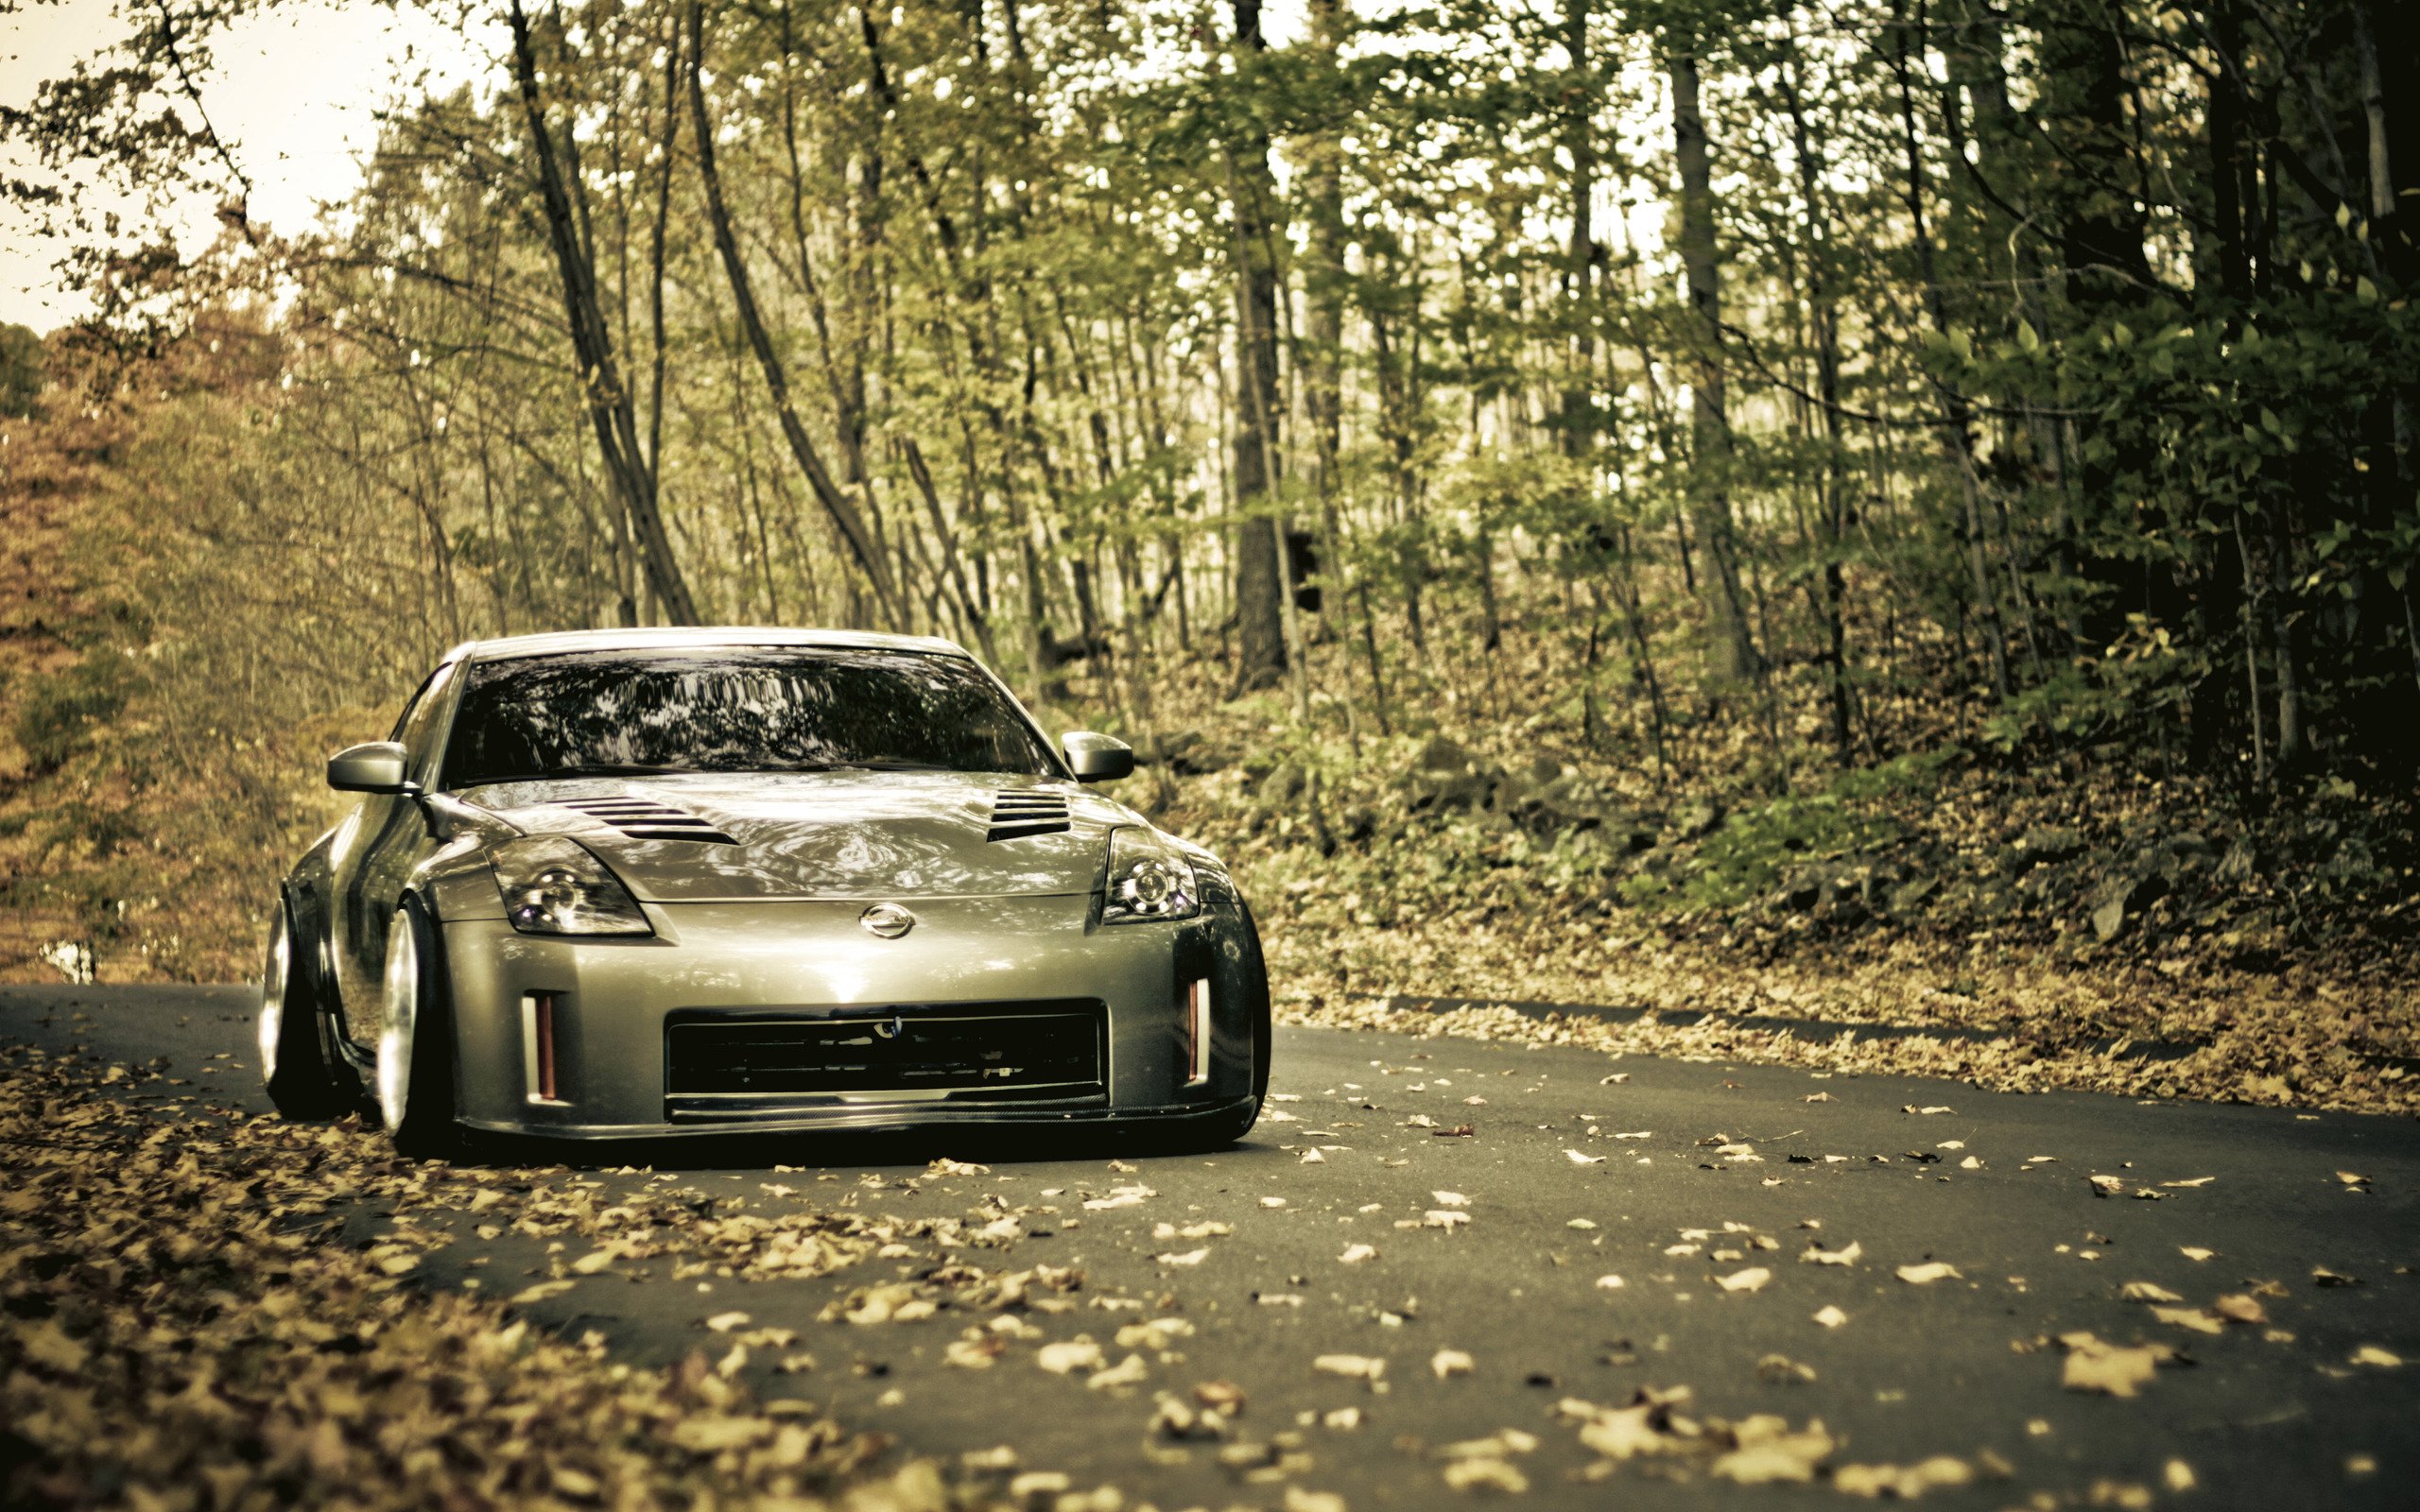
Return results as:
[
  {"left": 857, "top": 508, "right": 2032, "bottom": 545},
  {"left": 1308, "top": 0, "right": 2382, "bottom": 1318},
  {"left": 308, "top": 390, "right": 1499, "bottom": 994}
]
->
[{"left": 0, "top": 0, "right": 2413, "bottom": 1095}]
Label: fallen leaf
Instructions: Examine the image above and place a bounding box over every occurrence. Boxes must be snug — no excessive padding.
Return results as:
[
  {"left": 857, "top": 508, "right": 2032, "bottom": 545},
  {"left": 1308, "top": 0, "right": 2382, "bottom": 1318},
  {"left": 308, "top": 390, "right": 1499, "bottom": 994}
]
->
[
  {"left": 1431, "top": 1191, "right": 1469, "bottom": 1207},
  {"left": 1339, "top": 1244, "right": 1376, "bottom": 1264},
  {"left": 1896, "top": 1263, "right": 1962, "bottom": 1285},
  {"left": 1115, "top": 1317, "right": 1194, "bottom": 1352},
  {"left": 706, "top": 1311, "right": 752, "bottom": 1332},
  {"left": 1832, "top": 1455, "right": 1973, "bottom": 1498},
  {"left": 1154, "top": 1248, "right": 1209, "bottom": 1267},
  {"left": 1037, "top": 1339, "right": 1104, "bottom": 1375},
  {"left": 1442, "top": 1457, "right": 1529, "bottom": 1492},
  {"left": 1313, "top": 1354, "right": 1386, "bottom": 1381},
  {"left": 1565, "top": 1149, "right": 1605, "bottom": 1165},
  {"left": 1595, "top": 1275, "right": 1625, "bottom": 1290},
  {"left": 2180, "top": 1247, "right": 2215, "bottom": 1263},
  {"left": 1717, "top": 1267, "right": 1771, "bottom": 1294},
  {"left": 1801, "top": 1241, "right": 1861, "bottom": 1267},
  {"left": 1431, "top": 1349, "right": 1474, "bottom": 1379},
  {"left": 2088, "top": 1175, "right": 2126, "bottom": 1196},
  {"left": 1813, "top": 1306, "right": 1849, "bottom": 1328},
  {"left": 1087, "top": 1353, "right": 1150, "bottom": 1390},
  {"left": 2160, "top": 1177, "right": 2215, "bottom": 1189},
  {"left": 2151, "top": 1306, "right": 2225, "bottom": 1335},
  {"left": 1710, "top": 1417, "right": 1835, "bottom": 1485},
  {"left": 2350, "top": 1346, "right": 2401, "bottom": 1368},
  {"left": 2119, "top": 1281, "right": 2184, "bottom": 1303},
  {"left": 2059, "top": 1333, "right": 2178, "bottom": 1397},
  {"left": 509, "top": 1280, "right": 575, "bottom": 1304},
  {"left": 2213, "top": 1294, "right": 2268, "bottom": 1325}
]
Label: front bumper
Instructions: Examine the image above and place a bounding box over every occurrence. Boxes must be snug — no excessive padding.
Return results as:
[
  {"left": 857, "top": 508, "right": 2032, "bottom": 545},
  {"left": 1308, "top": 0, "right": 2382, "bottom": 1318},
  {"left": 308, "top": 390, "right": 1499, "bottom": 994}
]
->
[{"left": 435, "top": 894, "right": 1263, "bottom": 1139}]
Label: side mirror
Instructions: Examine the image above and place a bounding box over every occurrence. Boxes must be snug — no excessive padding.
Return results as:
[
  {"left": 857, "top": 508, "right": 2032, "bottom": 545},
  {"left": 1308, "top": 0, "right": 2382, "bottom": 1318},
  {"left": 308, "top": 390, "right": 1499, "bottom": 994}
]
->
[
  {"left": 1062, "top": 730, "right": 1134, "bottom": 784},
  {"left": 327, "top": 741, "right": 411, "bottom": 794}
]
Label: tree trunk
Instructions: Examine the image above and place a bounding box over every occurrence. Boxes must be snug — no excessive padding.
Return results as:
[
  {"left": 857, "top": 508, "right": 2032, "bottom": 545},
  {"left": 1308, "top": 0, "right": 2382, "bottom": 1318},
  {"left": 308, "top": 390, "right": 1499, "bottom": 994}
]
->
[
  {"left": 506, "top": 0, "right": 698, "bottom": 625},
  {"left": 1227, "top": 0, "right": 1288, "bottom": 693},
  {"left": 1777, "top": 44, "right": 1857, "bottom": 756},
  {"left": 1885, "top": 1, "right": 2009, "bottom": 706},
  {"left": 1668, "top": 45, "right": 1761, "bottom": 687},
  {"left": 684, "top": 3, "right": 904, "bottom": 629},
  {"left": 1558, "top": 0, "right": 1595, "bottom": 458}
]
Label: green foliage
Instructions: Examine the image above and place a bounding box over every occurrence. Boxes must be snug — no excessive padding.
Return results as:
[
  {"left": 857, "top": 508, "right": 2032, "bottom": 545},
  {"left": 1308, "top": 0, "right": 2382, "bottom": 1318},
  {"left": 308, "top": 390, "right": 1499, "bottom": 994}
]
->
[{"left": 1616, "top": 753, "right": 1945, "bottom": 913}]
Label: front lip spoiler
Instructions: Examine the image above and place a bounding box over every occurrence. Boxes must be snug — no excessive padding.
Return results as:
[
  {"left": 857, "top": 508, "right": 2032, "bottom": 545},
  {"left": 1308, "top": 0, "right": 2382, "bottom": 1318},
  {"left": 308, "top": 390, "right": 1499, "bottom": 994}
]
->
[{"left": 458, "top": 1092, "right": 1257, "bottom": 1142}]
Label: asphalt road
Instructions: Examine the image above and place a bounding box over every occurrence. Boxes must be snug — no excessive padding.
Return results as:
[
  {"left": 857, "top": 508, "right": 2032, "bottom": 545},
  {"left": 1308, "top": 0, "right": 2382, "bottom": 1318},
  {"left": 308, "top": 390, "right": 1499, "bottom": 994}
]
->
[{"left": 6, "top": 983, "right": 2417, "bottom": 1509}]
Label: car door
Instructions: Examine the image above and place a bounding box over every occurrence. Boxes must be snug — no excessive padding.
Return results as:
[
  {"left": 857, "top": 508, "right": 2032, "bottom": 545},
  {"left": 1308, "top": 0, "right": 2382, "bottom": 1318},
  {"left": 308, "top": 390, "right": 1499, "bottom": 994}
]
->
[{"left": 329, "top": 662, "right": 459, "bottom": 1044}]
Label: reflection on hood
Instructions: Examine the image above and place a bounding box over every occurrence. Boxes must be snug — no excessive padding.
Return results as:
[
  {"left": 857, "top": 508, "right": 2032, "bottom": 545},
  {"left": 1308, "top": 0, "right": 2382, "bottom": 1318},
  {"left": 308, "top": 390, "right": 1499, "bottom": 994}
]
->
[{"left": 463, "top": 770, "right": 1129, "bottom": 902}]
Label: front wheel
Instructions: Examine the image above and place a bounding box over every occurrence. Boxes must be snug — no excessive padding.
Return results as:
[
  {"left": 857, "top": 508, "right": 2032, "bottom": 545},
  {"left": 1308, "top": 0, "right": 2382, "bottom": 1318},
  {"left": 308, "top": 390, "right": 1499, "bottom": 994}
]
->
[
  {"left": 378, "top": 900, "right": 465, "bottom": 1159},
  {"left": 259, "top": 894, "right": 352, "bottom": 1120}
]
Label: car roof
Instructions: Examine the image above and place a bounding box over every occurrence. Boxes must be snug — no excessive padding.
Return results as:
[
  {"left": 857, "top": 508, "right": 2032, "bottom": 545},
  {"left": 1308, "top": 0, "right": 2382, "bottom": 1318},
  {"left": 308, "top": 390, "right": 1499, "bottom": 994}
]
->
[{"left": 444, "top": 627, "right": 974, "bottom": 666}]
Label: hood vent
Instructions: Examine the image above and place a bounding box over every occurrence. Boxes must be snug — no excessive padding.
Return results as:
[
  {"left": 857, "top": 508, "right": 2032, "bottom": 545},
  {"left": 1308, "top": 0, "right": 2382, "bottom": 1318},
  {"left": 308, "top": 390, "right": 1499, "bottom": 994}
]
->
[
  {"left": 557, "top": 796, "right": 737, "bottom": 846},
  {"left": 986, "top": 791, "right": 1072, "bottom": 842}
]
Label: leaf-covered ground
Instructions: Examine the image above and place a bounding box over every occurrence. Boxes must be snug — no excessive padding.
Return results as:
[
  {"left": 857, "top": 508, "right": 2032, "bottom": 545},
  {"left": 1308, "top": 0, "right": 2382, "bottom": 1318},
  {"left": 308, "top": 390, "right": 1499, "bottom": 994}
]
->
[
  {"left": 1118, "top": 673, "right": 2418, "bottom": 1117},
  {"left": 0, "top": 1040, "right": 994, "bottom": 1512},
  {"left": 9, "top": 1001, "right": 2415, "bottom": 1512}
]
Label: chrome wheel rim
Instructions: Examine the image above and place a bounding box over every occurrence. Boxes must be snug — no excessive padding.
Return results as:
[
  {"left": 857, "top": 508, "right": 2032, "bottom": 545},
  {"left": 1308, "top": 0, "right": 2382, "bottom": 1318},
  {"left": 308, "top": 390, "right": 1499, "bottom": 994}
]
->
[
  {"left": 257, "top": 911, "right": 288, "bottom": 1083},
  {"left": 376, "top": 919, "right": 419, "bottom": 1134}
]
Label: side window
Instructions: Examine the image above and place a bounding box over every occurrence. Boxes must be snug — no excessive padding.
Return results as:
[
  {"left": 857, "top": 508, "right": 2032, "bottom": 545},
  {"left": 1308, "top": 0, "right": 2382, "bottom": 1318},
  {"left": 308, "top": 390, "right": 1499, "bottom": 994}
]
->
[
  {"left": 395, "top": 663, "right": 458, "bottom": 773},
  {"left": 388, "top": 668, "right": 442, "bottom": 743}
]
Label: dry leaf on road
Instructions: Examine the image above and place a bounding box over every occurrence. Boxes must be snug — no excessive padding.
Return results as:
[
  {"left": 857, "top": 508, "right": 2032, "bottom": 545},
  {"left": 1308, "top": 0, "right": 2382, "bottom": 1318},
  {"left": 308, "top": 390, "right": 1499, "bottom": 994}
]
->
[{"left": 1313, "top": 1354, "right": 1387, "bottom": 1382}]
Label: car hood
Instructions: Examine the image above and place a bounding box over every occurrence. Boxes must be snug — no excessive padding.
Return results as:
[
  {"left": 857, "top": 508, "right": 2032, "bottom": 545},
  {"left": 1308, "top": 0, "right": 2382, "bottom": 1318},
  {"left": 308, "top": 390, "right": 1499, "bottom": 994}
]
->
[{"left": 460, "top": 771, "right": 1132, "bottom": 902}]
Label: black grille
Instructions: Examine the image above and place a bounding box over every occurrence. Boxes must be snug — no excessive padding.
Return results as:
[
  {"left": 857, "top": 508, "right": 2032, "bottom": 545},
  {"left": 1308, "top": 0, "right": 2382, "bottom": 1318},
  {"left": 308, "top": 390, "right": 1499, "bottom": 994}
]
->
[
  {"left": 986, "top": 790, "right": 1072, "bottom": 841},
  {"left": 664, "top": 1001, "right": 1107, "bottom": 1117},
  {"left": 557, "top": 796, "right": 737, "bottom": 845}
]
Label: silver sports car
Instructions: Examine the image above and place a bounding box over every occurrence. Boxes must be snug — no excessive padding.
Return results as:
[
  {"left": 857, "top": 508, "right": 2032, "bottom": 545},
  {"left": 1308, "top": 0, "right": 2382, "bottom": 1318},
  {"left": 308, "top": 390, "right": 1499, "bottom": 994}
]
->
[{"left": 256, "top": 628, "right": 1270, "bottom": 1155}]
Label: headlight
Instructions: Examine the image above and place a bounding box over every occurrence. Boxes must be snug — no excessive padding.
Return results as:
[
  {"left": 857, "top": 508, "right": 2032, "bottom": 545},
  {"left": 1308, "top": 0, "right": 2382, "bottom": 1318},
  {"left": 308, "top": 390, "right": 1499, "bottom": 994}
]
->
[
  {"left": 489, "top": 835, "right": 653, "bottom": 936},
  {"left": 1101, "top": 826, "right": 1200, "bottom": 924}
]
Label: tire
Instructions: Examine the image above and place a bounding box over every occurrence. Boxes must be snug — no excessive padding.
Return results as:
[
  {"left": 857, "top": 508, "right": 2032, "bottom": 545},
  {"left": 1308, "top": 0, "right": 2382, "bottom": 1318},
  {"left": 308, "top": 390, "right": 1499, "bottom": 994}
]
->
[
  {"left": 1239, "top": 900, "right": 1273, "bottom": 1108},
  {"left": 377, "top": 898, "right": 467, "bottom": 1160},
  {"left": 259, "top": 893, "right": 352, "bottom": 1120}
]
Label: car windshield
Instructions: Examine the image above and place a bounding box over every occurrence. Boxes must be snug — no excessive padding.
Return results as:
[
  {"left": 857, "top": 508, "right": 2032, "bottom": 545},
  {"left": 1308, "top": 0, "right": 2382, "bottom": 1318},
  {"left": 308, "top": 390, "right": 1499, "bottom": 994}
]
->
[{"left": 440, "top": 648, "right": 1059, "bottom": 787}]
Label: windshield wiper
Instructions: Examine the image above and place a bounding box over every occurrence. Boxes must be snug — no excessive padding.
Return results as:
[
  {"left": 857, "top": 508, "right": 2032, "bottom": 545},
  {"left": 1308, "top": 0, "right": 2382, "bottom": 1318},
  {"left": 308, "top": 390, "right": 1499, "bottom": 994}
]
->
[
  {"left": 484, "top": 763, "right": 694, "bottom": 782},
  {"left": 472, "top": 759, "right": 978, "bottom": 785}
]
